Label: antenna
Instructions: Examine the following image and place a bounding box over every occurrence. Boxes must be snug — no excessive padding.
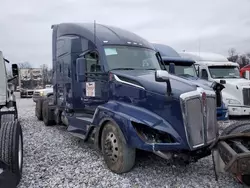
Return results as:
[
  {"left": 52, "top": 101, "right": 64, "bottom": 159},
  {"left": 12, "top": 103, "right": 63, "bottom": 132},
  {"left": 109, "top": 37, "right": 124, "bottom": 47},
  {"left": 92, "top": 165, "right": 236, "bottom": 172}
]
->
[
  {"left": 94, "top": 20, "right": 96, "bottom": 45},
  {"left": 198, "top": 37, "right": 201, "bottom": 56}
]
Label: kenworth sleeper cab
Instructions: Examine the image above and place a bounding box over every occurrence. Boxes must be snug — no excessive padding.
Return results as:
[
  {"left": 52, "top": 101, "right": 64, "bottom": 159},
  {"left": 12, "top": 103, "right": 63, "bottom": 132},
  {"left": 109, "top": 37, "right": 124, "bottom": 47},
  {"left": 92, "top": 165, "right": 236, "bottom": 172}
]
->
[
  {"left": 179, "top": 51, "right": 250, "bottom": 117},
  {"left": 152, "top": 43, "right": 228, "bottom": 121},
  {"left": 35, "top": 23, "right": 250, "bottom": 185}
]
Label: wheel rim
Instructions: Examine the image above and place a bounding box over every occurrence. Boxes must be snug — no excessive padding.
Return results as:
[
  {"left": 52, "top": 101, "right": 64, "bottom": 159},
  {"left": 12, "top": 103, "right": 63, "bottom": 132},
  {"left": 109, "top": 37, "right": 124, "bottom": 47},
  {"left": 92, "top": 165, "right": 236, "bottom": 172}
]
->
[
  {"left": 104, "top": 132, "right": 119, "bottom": 163},
  {"left": 18, "top": 134, "right": 22, "bottom": 170}
]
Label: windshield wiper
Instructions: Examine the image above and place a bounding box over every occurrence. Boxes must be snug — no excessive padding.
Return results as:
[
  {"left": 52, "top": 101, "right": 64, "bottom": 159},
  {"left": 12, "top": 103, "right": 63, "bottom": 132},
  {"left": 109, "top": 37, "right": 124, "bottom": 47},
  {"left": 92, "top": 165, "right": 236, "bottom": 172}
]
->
[
  {"left": 214, "top": 76, "right": 225, "bottom": 78},
  {"left": 144, "top": 68, "right": 157, "bottom": 70},
  {"left": 110, "top": 68, "right": 136, "bottom": 71}
]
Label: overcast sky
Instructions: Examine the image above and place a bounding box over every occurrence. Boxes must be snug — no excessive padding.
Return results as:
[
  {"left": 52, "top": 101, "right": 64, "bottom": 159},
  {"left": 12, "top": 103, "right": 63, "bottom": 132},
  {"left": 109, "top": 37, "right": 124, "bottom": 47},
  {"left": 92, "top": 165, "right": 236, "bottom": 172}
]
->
[{"left": 1, "top": 0, "right": 250, "bottom": 68}]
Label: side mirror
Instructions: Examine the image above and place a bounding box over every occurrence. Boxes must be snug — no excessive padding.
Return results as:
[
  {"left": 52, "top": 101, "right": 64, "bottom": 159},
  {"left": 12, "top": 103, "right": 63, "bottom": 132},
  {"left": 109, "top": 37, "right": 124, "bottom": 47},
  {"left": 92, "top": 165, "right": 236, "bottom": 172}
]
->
[
  {"left": 155, "top": 70, "right": 169, "bottom": 82},
  {"left": 169, "top": 63, "right": 175, "bottom": 74},
  {"left": 76, "top": 57, "right": 87, "bottom": 82},
  {"left": 220, "top": 80, "right": 226, "bottom": 84},
  {"left": 211, "top": 82, "right": 225, "bottom": 92},
  {"left": 12, "top": 64, "right": 18, "bottom": 77},
  {"left": 211, "top": 82, "right": 225, "bottom": 107},
  {"left": 196, "top": 66, "right": 200, "bottom": 77},
  {"left": 155, "top": 70, "right": 172, "bottom": 96}
]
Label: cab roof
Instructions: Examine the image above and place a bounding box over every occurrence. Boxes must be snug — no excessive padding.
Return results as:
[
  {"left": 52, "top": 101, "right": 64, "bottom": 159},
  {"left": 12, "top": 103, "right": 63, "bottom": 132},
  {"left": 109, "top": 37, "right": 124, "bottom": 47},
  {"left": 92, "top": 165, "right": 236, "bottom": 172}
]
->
[
  {"left": 162, "top": 56, "right": 195, "bottom": 65},
  {"left": 151, "top": 43, "right": 195, "bottom": 65},
  {"left": 179, "top": 51, "right": 229, "bottom": 62},
  {"left": 52, "top": 23, "right": 154, "bottom": 49},
  {"left": 178, "top": 51, "right": 240, "bottom": 66},
  {"left": 151, "top": 43, "right": 180, "bottom": 57}
]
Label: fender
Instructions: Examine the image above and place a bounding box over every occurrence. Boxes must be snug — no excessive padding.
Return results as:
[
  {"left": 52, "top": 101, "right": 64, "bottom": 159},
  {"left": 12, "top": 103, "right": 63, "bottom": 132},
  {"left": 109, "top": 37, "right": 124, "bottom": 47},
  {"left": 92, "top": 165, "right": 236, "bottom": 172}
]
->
[{"left": 92, "top": 100, "right": 187, "bottom": 151}]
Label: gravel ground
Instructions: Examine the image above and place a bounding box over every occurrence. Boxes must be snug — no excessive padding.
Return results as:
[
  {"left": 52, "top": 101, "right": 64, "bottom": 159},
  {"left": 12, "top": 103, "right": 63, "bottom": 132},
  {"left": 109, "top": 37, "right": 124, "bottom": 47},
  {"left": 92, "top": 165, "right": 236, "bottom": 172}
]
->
[{"left": 16, "top": 96, "right": 245, "bottom": 188}]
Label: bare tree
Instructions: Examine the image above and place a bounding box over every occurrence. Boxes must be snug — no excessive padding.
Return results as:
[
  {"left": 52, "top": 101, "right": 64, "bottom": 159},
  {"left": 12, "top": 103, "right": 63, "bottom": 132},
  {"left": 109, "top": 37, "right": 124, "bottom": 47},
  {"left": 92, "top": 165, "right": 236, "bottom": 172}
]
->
[
  {"left": 228, "top": 48, "right": 237, "bottom": 57},
  {"left": 227, "top": 48, "right": 238, "bottom": 62},
  {"left": 40, "top": 64, "right": 50, "bottom": 86},
  {"left": 18, "top": 62, "right": 32, "bottom": 68}
]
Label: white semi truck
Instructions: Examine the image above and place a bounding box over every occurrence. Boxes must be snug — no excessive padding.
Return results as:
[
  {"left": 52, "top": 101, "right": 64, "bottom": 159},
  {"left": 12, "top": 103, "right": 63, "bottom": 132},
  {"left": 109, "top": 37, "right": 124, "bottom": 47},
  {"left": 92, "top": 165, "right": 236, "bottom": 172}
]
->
[
  {"left": 0, "top": 51, "right": 23, "bottom": 186},
  {"left": 179, "top": 51, "right": 250, "bottom": 116}
]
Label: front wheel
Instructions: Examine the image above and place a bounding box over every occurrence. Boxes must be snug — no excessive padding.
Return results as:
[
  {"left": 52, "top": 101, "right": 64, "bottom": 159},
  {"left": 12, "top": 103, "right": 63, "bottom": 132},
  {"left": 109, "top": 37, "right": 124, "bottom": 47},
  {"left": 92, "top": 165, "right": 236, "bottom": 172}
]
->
[
  {"left": 101, "top": 122, "right": 135, "bottom": 174},
  {"left": 42, "top": 99, "right": 53, "bottom": 126},
  {"left": 0, "top": 121, "right": 23, "bottom": 185},
  {"left": 35, "top": 99, "right": 43, "bottom": 121}
]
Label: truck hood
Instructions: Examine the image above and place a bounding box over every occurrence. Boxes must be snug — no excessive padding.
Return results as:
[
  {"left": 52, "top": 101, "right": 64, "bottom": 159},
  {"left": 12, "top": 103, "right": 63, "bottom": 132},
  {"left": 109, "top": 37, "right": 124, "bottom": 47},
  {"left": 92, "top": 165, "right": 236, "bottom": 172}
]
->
[
  {"left": 213, "top": 78, "right": 250, "bottom": 104},
  {"left": 214, "top": 78, "right": 250, "bottom": 87},
  {"left": 177, "top": 75, "right": 214, "bottom": 90},
  {"left": 111, "top": 70, "right": 213, "bottom": 96}
]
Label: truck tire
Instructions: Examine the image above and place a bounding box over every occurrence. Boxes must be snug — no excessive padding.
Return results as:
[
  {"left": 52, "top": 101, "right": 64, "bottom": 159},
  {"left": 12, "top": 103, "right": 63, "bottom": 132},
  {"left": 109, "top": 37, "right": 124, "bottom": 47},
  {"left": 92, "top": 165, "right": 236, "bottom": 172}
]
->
[
  {"left": 221, "top": 121, "right": 250, "bottom": 186},
  {"left": 101, "top": 122, "right": 135, "bottom": 174},
  {"left": 42, "top": 99, "right": 53, "bottom": 126},
  {"left": 1, "top": 114, "right": 15, "bottom": 123},
  {"left": 221, "top": 121, "right": 250, "bottom": 136},
  {"left": 0, "top": 121, "right": 23, "bottom": 185},
  {"left": 35, "top": 99, "right": 43, "bottom": 121}
]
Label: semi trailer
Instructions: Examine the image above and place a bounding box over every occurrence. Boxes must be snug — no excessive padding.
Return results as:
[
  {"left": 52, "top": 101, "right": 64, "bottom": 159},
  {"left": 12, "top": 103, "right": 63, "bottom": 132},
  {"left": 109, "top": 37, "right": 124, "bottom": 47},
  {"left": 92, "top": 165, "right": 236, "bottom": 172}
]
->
[{"left": 35, "top": 23, "right": 250, "bottom": 186}]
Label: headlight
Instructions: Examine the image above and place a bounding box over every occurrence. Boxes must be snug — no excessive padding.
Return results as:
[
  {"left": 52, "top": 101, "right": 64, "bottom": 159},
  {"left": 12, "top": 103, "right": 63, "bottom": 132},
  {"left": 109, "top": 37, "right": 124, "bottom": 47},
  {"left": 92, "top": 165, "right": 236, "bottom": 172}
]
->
[
  {"left": 40, "top": 91, "right": 44, "bottom": 96},
  {"left": 226, "top": 98, "right": 240, "bottom": 105}
]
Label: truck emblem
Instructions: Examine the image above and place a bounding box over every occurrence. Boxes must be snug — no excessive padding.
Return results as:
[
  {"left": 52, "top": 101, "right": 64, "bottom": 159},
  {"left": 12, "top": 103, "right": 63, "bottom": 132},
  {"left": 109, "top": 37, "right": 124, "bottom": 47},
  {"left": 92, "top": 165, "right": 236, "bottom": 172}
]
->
[
  {"left": 202, "top": 92, "right": 207, "bottom": 115},
  {"left": 109, "top": 73, "right": 113, "bottom": 81}
]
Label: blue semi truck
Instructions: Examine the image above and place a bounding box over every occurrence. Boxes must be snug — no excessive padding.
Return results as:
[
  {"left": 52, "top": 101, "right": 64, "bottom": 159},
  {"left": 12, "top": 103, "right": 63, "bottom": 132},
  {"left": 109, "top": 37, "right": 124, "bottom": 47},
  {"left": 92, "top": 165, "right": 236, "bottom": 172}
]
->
[
  {"left": 152, "top": 43, "right": 228, "bottom": 121},
  {"left": 35, "top": 23, "right": 250, "bottom": 185}
]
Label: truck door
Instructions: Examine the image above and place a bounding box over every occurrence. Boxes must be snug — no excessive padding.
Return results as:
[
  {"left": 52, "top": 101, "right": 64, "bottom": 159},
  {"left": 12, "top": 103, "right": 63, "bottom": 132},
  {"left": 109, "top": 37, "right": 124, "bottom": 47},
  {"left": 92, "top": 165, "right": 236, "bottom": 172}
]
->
[
  {"left": 201, "top": 69, "right": 209, "bottom": 80},
  {"left": 76, "top": 50, "right": 108, "bottom": 114}
]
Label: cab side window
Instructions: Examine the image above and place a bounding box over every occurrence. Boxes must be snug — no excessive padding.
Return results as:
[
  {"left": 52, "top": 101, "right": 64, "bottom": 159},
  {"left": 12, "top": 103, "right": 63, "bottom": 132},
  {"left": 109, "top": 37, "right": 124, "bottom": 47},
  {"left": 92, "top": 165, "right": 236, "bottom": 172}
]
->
[
  {"left": 84, "top": 51, "right": 101, "bottom": 72},
  {"left": 201, "top": 69, "right": 208, "bottom": 80}
]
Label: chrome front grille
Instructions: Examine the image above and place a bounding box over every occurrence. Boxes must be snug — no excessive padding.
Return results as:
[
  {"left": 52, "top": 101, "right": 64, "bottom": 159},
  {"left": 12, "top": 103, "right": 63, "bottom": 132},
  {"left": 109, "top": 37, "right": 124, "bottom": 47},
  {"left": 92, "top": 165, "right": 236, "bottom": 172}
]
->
[
  {"left": 206, "top": 97, "right": 217, "bottom": 142},
  {"left": 185, "top": 98, "right": 204, "bottom": 147},
  {"left": 242, "top": 88, "right": 250, "bottom": 106},
  {"left": 181, "top": 89, "right": 217, "bottom": 149}
]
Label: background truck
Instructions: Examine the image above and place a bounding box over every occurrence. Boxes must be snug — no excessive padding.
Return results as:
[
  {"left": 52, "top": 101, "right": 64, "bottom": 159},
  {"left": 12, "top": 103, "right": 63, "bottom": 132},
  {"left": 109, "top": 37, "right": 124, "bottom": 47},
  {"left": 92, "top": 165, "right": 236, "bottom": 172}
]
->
[
  {"left": 240, "top": 64, "right": 250, "bottom": 79},
  {"left": 36, "top": 23, "right": 250, "bottom": 186},
  {"left": 152, "top": 43, "right": 228, "bottom": 121},
  {"left": 0, "top": 51, "right": 23, "bottom": 187},
  {"left": 19, "top": 68, "right": 43, "bottom": 98},
  {"left": 179, "top": 51, "right": 250, "bottom": 117}
]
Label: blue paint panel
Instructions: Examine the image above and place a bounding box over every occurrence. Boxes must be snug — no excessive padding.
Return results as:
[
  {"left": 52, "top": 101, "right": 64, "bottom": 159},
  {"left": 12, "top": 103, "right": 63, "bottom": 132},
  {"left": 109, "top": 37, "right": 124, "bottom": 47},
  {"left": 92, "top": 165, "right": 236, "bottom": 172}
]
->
[{"left": 92, "top": 101, "right": 189, "bottom": 151}]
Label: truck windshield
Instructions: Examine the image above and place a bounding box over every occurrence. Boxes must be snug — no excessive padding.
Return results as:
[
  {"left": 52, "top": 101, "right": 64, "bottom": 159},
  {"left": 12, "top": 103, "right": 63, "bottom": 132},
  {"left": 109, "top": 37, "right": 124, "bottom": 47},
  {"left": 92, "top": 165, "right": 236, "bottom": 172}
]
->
[
  {"left": 104, "top": 46, "right": 161, "bottom": 70},
  {"left": 164, "top": 64, "right": 197, "bottom": 77},
  {"left": 208, "top": 66, "right": 240, "bottom": 78}
]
